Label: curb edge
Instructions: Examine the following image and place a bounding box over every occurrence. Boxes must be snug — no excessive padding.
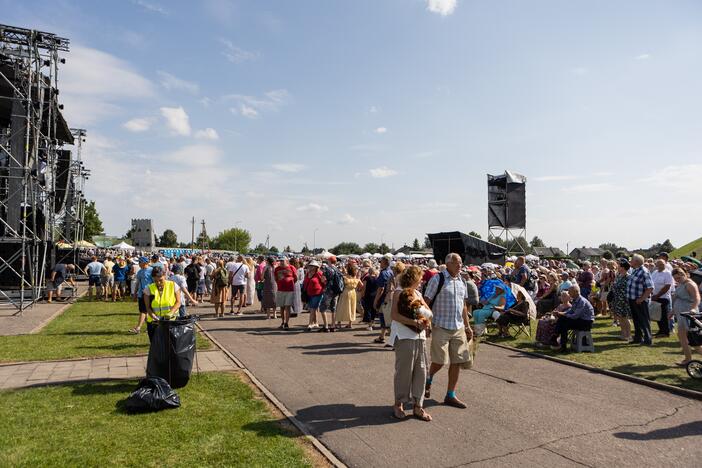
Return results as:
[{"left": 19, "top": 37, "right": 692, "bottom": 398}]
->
[{"left": 484, "top": 341, "right": 702, "bottom": 401}]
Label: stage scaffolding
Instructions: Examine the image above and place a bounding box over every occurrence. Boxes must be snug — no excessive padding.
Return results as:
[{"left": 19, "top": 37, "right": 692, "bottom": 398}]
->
[{"left": 0, "top": 24, "right": 83, "bottom": 313}]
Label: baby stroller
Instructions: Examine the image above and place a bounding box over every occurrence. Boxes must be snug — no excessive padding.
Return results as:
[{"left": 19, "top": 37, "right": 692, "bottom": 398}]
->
[{"left": 680, "top": 312, "right": 702, "bottom": 379}]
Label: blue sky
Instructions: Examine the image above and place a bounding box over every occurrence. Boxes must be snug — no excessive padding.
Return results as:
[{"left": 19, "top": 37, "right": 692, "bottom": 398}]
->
[{"left": 4, "top": 0, "right": 702, "bottom": 251}]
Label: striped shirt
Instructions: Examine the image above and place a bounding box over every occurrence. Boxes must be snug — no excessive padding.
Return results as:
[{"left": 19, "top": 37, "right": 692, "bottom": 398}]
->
[{"left": 424, "top": 270, "right": 467, "bottom": 330}]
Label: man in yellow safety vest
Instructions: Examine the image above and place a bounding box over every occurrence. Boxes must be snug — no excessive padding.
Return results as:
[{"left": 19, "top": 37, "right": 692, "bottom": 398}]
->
[{"left": 143, "top": 266, "right": 181, "bottom": 341}]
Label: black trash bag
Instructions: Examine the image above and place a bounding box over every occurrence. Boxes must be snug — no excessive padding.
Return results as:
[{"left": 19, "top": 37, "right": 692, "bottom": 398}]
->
[
  {"left": 124, "top": 376, "right": 181, "bottom": 413},
  {"left": 146, "top": 316, "right": 198, "bottom": 389}
]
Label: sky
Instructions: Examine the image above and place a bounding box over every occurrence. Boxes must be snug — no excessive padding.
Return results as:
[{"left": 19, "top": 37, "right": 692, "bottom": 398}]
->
[{"left": 3, "top": 0, "right": 702, "bottom": 252}]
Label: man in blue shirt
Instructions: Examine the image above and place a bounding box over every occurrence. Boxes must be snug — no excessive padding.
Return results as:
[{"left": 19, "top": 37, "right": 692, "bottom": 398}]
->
[
  {"left": 552, "top": 285, "right": 594, "bottom": 352},
  {"left": 129, "top": 257, "right": 152, "bottom": 334},
  {"left": 85, "top": 256, "right": 105, "bottom": 301}
]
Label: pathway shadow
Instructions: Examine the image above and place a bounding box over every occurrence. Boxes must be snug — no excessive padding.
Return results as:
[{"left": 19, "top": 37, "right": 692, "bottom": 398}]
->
[
  {"left": 289, "top": 341, "right": 388, "bottom": 356},
  {"left": 71, "top": 379, "right": 136, "bottom": 397},
  {"left": 614, "top": 421, "right": 702, "bottom": 440},
  {"left": 610, "top": 364, "right": 670, "bottom": 373},
  {"left": 291, "top": 403, "right": 404, "bottom": 435}
]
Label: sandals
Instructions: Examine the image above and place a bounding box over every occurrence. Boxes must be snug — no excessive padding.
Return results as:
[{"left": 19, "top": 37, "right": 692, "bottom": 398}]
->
[
  {"left": 374, "top": 337, "right": 385, "bottom": 344},
  {"left": 413, "top": 407, "right": 432, "bottom": 422},
  {"left": 392, "top": 405, "right": 406, "bottom": 420}
]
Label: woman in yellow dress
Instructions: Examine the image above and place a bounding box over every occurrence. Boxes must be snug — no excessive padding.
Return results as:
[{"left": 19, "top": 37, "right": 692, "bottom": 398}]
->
[{"left": 335, "top": 263, "right": 362, "bottom": 328}]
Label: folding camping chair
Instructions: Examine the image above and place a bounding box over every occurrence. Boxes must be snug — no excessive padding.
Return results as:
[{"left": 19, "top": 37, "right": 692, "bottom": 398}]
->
[{"left": 508, "top": 316, "right": 532, "bottom": 339}]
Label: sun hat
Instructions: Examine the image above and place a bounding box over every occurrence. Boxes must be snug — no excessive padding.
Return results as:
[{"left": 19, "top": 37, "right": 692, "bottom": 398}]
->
[{"left": 308, "top": 260, "right": 321, "bottom": 268}]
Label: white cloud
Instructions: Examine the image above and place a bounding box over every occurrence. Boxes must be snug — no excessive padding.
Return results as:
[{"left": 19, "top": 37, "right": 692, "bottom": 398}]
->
[
  {"left": 199, "top": 97, "right": 212, "bottom": 107},
  {"left": 167, "top": 144, "right": 222, "bottom": 166},
  {"left": 640, "top": 164, "right": 702, "bottom": 194},
  {"left": 60, "top": 45, "right": 155, "bottom": 126},
  {"left": 221, "top": 39, "right": 259, "bottom": 64},
  {"left": 131, "top": 0, "right": 167, "bottom": 14},
  {"left": 369, "top": 105, "right": 379, "bottom": 113},
  {"left": 562, "top": 183, "right": 616, "bottom": 193},
  {"left": 427, "top": 0, "right": 457, "bottom": 16},
  {"left": 414, "top": 150, "right": 437, "bottom": 159},
  {"left": 245, "top": 191, "right": 264, "bottom": 199},
  {"left": 194, "top": 128, "right": 219, "bottom": 140},
  {"left": 160, "top": 106, "right": 191, "bottom": 136},
  {"left": 370, "top": 166, "right": 398, "bottom": 178},
  {"left": 122, "top": 117, "right": 153, "bottom": 132},
  {"left": 225, "top": 89, "right": 290, "bottom": 119},
  {"left": 338, "top": 214, "right": 356, "bottom": 225},
  {"left": 636, "top": 54, "right": 651, "bottom": 60},
  {"left": 239, "top": 104, "right": 259, "bottom": 119},
  {"left": 157, "top": 71, "right": 199, "bottom": 94},
  {"left": 374, "top": 127, "right": 387, "bottom": 134},
  {"left": 272, "top": 163, "right": 304, "bottom": 173},
  {"left": 296, "top": 203, "right": 328, "bottom": 213},
  {"left": 533, "top": 175, "right": 578, "bottom": 182},
  {"left": 571, "top": 66, "right": 588, "bottom": 76}
]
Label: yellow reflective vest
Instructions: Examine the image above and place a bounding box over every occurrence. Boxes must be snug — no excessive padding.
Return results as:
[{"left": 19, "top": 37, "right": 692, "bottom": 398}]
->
[{"left": 146, "top": 281, "right": 177, "bottom": 323}]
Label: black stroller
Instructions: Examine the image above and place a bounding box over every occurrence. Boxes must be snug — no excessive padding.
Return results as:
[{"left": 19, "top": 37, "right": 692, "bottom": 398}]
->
[{"left": 680, "top": 312, "right": 702, "bottom": 379}]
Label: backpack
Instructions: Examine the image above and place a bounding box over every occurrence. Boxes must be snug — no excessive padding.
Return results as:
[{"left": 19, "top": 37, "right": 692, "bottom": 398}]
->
[
  {"left": 214, "top": 268, "right": 228, "bottom": 288},
  {"left": 328, "top": 268, "right": 344, "bottom": 295}
]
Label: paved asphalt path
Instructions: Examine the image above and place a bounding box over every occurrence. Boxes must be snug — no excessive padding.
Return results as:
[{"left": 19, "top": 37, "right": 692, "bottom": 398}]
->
[{"left": 199, "top": 305, "right": 702, "bottom": 468}]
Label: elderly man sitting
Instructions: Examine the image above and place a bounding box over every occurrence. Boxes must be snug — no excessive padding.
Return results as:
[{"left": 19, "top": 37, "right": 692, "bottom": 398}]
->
[{"left": 551, "top": 285, "right": 594, "bottom": 352}]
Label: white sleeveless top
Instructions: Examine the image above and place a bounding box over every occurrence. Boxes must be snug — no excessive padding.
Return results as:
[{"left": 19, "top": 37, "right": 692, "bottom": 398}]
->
[{"left": 390, "top": 289, "right": 433, "bottom": 343}]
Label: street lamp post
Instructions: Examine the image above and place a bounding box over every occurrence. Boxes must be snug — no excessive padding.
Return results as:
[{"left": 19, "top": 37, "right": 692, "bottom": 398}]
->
[{"left": 313, "top": 228, "right": 319, "bottom": 252}]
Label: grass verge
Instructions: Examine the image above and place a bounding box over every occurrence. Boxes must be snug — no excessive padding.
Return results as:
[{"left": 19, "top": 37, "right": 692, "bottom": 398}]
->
[
  {"left": 485, "top": 317, "right": 702, "bottom": 392},
  {"left": 0, "top": 371, "right": 312, "bottom": 467},
  {"left": 0, "top": 299, "right": 211, "bottom": 363}
]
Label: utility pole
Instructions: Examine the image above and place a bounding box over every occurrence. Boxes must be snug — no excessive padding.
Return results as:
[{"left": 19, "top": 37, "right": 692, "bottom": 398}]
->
[
  {"left": 265, "top": 234, "right": 270, "bottom": 250},
  {"left": 200, "top": 219, "right": 209, "bottom": 250},
  {"left": 313, "top": 228, "right": 319, "bottom": 252},
  {"left": 190, "top": 216, "right": 195, "bottom": 249}
]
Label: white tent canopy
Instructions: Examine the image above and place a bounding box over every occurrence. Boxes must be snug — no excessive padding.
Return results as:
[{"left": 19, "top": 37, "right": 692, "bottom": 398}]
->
[
  {"left": 318, "top": 250, "right": 334, "bottom": 259},
  {"left": 525, "top": 254, "right": 540, "bottom": 261},
  {"left": 111, "top": 241, "right": 135, "bottom": 250},
  {"left": 372, "top": 253, "right": 384, "bottom": 258},
  {"left": 395, "top": 252, "right": 408, "bottom": 258},
  {"left": 360, "top": 252, "right": 372, "bottom": 258}
]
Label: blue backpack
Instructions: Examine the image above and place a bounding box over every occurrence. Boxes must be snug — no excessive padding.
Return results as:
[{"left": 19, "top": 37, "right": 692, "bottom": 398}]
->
[{"left": 328, "top": 267, "right": 344, "bottom": 295}]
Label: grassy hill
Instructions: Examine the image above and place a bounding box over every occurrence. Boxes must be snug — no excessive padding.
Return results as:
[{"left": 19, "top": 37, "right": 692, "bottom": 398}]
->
[{"left": 670, "top": 235, "right": 702, "bottom": 258}]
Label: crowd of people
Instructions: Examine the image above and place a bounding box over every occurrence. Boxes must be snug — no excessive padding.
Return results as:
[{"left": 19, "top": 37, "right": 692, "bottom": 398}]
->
[{"left": 47, "top": 248, "right": 702, "bottom": 421}]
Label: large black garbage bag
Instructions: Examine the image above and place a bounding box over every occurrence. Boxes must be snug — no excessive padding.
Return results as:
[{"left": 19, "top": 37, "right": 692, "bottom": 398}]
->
[
  {"left": 124, "top": 376, "right": 180, "bottom": 413},
  {"left": 146, "top": 316, "right": 198, "bottom": 388}
]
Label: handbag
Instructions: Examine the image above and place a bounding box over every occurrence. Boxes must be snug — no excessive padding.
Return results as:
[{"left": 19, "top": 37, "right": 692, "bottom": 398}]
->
[
  {"left": 648, "top": 301, "right": 662, "bottom": 322},
  {"left": 461, "top": 337, "right": 476, "bottom": 370}
]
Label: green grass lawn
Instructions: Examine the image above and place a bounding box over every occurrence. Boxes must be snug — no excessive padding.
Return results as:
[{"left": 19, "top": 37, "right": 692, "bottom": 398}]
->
[
  {"left": 0, "top": 372, "right": 312, "bottom": 467},
  {"left": 484, "top": 317, "right": 702, "bottom": 392},
  {"left": 0, "top": 299, "right": 211, "bottom": 363},
  {"left": 670, "top": 235, "right": 702, "bottom": 259}
]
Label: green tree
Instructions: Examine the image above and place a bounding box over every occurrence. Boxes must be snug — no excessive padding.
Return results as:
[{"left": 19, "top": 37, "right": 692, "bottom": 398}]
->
[
  {"left": 284, "top": 245, "right": 292, "bottom": 253},
  {"left": 212, "top": 228, "right": 251, "bottom": 252},
  {"left": 424, "top": 236, "right": 432, "bottom": 249},
  {"left": 301, "top": 244, "right": 310, "bottom": 254},
  {"left": 158, "top": 229, "right": 178, "bottom": 247},
  {"left": 83, "top": 200, "right": 104, "bottom": 241},
  {"left": 468, "top": 231, "right": 482, "bottom": 239},
  {"left": 378, "top": 243, "right": 390, "bottom": 254},
  {"left": 330, "top": 242, "right": 362, "bottom": 255},
  {"left": 363, "top": 242, "right": 380, "bottom": 254},
  {"left": 602, "top": 250, "right": 614, "bottom": 260},
  {"left": 196, "top": 231, "right": 210, "bottom": 249},
  {"left": 412, "top": 238, "right": 421, "bottom": 250},
  {"left": 269, "top": 245, "right": 279, "bottom": 253},
  {"left": 251, "top": 243, "right": 268, "bottom": 254},
  {"left": 530, "top": 236, "right": 545, "bottom": 249}
]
